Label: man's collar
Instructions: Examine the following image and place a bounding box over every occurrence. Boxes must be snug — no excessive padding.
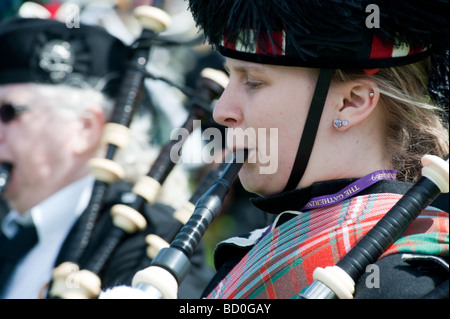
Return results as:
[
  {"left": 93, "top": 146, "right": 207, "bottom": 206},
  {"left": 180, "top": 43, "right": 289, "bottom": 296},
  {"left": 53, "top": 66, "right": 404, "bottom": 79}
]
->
[{"left": 1, "top": 175, "right": 94, "bottom": 242}]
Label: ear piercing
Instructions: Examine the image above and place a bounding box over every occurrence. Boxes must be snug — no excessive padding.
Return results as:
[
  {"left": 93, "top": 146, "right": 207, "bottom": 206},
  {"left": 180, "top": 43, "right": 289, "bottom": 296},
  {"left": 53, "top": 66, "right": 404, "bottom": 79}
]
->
[
  {"left": 333, "top": 119, "right": 348, "bottom": 128},
  {"left": 333, "top": 93, "right": 372, "bottom": 129}
]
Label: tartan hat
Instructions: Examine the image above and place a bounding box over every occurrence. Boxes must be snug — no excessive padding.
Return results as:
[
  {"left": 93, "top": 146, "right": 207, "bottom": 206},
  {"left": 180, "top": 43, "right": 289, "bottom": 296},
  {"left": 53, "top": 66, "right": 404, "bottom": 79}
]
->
[
  {"left": 0, "top": 17, "right": 129, "bottom": 97},
  {"left": 188, "top": 0, "right": 449, "bottom": 70}
]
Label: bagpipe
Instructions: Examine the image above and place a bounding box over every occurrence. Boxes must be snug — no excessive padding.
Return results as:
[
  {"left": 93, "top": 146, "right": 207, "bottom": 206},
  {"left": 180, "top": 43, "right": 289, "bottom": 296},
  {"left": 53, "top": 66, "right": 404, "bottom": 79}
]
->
[
  {"left": 99, "top": 153, "right": 448, "bottom": 299},
  {"left": 100, "top": 149, "right": 248, "bottom": 298},
  {"left": 42, "top": 3, "right": 228, "bottom": 299},
  {"left": 299, "top": 154, "right": 449, "bottom": 299},
  {"left": 132, "top": 150, "right": 248, "bottom": 299},
  {"left": 145, "top": 156, "right": 231, "bottom": 260},
  {"left": 47, "top": 4, "right": 171, "bottom": 299}
]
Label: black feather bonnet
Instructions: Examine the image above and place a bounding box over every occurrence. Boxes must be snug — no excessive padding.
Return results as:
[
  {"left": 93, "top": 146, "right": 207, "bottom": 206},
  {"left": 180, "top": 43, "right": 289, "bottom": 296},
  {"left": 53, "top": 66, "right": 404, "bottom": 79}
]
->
[{"left": 188, "top": 0, "right": 448, "bottom": 67}]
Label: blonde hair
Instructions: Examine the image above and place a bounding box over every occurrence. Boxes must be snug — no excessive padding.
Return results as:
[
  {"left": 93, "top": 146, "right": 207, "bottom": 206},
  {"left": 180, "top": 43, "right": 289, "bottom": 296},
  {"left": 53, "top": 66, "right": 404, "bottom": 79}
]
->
[{"left": 335, "top": 59, "right": 449, "bottom": 183}]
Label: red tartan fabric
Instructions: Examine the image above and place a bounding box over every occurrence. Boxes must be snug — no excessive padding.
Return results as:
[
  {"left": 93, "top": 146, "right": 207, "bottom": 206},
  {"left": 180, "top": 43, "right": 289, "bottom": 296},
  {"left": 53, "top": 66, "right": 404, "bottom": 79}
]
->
[{"left": 207, "top": 193, "right": 449, "bottom": 299}]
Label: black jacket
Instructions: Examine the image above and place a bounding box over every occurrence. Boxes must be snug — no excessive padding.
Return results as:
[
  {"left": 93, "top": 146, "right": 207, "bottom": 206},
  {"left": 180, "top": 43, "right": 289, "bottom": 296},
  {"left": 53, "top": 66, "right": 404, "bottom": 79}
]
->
[{"left": 1, "top": 181, "right": 214, "bottom": 299}]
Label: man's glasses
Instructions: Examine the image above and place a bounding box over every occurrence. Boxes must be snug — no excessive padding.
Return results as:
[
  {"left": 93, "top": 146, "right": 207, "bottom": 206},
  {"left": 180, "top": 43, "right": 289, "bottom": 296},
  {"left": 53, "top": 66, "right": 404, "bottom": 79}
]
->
[{"left": 0, "top": 103, "right": 29, "bottom": 124}]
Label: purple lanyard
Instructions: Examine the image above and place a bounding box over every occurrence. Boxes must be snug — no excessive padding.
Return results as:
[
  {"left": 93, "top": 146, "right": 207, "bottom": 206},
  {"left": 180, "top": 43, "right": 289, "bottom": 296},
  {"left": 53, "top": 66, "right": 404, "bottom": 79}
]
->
[
  {"left": 300, "top": 170, "right": 397, "bottom": 212},
  {"left": 257, "top": 170, "right": 397, "bottom": 243}
]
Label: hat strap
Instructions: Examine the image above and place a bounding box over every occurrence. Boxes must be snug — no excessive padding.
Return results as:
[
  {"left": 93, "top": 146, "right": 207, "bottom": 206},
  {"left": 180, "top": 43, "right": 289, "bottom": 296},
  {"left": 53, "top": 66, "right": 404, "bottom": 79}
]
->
[{"left": 282, "top": 68, "right": 333, "bottom": 192}]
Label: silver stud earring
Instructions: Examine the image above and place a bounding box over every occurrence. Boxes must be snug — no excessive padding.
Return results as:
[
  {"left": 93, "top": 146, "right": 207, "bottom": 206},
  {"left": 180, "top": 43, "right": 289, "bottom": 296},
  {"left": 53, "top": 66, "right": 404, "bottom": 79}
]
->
[
  {"left": 369, "top": 92, "right": 374, "bottom": 98},
  {"left": 334, "top": 119, "right": 348, "bottom": 128}
]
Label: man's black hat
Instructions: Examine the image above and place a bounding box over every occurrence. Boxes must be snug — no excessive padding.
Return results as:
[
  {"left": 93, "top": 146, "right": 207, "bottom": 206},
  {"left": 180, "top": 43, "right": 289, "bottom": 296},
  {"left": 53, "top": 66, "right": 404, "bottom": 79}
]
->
[{"left": 0, "top": 17, "right": 129, "bottom": 97}]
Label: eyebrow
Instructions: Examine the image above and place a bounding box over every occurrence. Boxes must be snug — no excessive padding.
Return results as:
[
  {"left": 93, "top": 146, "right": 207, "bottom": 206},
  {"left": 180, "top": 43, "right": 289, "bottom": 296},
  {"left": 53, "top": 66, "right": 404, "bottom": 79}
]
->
[{"left": 223, "top": 60, "right": 266, "bottom": 75}]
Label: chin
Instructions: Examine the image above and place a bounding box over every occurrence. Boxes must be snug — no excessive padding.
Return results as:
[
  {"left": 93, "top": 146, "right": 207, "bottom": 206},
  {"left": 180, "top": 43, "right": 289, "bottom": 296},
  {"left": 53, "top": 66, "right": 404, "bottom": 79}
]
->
[{"left": 238, "top": 167, "right": 282, "bottom": 197}]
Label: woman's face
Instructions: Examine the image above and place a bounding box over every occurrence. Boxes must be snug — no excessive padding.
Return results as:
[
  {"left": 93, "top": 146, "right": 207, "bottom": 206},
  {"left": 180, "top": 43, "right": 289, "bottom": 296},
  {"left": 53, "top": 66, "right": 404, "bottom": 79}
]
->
[{"left": 213, "top": 58, "right": 320, "bottom": 196}]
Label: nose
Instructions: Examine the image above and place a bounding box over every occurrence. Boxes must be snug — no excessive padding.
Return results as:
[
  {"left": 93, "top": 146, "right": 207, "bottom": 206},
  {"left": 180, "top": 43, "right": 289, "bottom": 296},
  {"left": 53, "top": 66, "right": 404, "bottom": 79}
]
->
[{"left": 212, "top": 83, "right": 243, "bottom": 128}]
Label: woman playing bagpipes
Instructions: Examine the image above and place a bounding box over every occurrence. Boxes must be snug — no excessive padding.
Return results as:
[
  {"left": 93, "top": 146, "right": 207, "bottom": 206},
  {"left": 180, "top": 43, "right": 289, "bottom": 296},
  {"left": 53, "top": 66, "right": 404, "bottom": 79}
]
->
[{"left": 185, "top": 0, "right": 449, "bottom": 299}]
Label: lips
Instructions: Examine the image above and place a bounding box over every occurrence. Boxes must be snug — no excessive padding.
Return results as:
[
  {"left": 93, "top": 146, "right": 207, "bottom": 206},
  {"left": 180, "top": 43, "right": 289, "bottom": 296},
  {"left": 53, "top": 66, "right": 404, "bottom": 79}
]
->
[
  {"left": 235, "top": 148, "right": 249, "bottom": 162},
  {"left": 225, "top": 127, "right": 257, "bottom": 150}
]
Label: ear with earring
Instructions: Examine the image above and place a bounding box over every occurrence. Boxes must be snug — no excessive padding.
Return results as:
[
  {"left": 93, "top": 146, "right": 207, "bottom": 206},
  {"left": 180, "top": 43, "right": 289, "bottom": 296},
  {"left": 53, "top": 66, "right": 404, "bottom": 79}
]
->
[
  {"left": 333, "top": 119, "right": 348, "bottom": 129},
  {"left": 334, "top": 91, "right": 375, "bottom": 129}
]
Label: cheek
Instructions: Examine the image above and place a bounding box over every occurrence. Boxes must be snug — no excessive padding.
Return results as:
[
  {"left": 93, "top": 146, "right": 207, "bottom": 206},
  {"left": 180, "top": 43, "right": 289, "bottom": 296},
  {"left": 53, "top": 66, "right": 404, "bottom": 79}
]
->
[
  {"left": 254, "top": 97, "right": 306, "bottom": 165},
  {"left": 9, "top": 141, "right": 50, "bottom": 191},
  {"left": 241, "top": 122, "right": 303, "bottom": 195},
  {"left": 14, "top": 132, "right": 56, "bottom": 177},
  {"left": 239, "top": 72, "right": 316, "bottom": 194},
  {"left": 14, "top": 117, "right": 74, "bottom": 173}
]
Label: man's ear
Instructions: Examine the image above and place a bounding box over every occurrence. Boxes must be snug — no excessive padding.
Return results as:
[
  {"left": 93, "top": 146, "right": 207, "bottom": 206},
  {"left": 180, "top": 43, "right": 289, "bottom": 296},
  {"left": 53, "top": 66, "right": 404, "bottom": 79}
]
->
[
  {"left": 334, "top": 80, "right": 379, "bottom": 130},
  {"left": 73, "top": 107, "right": 106, "bottom": 155}
]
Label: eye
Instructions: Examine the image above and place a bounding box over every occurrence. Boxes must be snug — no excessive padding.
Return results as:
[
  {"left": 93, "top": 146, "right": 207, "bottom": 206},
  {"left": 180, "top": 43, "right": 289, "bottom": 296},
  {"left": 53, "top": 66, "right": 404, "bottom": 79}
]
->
[{"left": 244, "top": 78, "right": 263, "bottom": 90}]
